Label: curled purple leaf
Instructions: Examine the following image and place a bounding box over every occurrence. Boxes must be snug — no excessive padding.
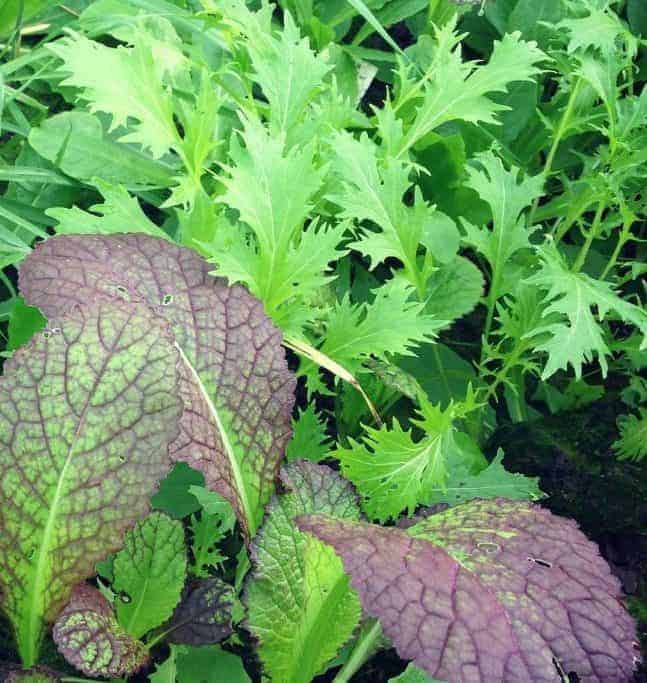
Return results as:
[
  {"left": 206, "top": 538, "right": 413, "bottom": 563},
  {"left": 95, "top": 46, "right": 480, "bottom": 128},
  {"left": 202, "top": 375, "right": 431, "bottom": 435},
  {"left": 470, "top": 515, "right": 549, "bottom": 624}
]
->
[
  {"left": 166, "top": 577, "right": 235, "bottom": 645},
  {"left": 53, "top": 583, "right": 148, "bottom": 678},
  {"left": 297, "top": 499, "right": 640, "bottom": 682},
  {"left": 20, "top": 234, "right": 296, "bottom": 537}
]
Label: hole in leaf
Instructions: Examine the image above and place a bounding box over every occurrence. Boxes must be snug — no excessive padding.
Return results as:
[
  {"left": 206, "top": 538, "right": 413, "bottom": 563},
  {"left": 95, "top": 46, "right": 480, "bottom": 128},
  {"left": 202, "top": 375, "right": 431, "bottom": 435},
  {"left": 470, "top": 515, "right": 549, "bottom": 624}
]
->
[
  {"left": 43, "top": 331, "right": 51, "bottom": 339},
  {"left": 119, "top": 591, "right": 132, "bottom": 603},
  {"left": 528, "top": 556, "right": 552, "bottom": 568},
  {"left": 26, "top": 548, "right": 35, "bottom": 560},
  {"left": 476, "top": 541, "right": 499, "bottom": 554},
  {"left": 162, "top": 294, "right": 174, "bottom": 306}
]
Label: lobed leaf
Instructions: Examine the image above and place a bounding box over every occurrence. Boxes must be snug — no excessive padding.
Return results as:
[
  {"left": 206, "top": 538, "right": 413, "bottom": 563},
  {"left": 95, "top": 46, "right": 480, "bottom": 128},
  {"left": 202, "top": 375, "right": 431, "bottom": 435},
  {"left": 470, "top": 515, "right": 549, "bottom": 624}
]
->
[
  {"left": 20, "top": 233, "right": 296, "bottom": 538},
  {"left": 53, "top": 583, "right": 148, "bottom": 678},
  {"left": 298, "top": 499, "right": 640, "bottom": 682},
  {"left": 0, "top": 301, "right": 182, "bottom": 666}
]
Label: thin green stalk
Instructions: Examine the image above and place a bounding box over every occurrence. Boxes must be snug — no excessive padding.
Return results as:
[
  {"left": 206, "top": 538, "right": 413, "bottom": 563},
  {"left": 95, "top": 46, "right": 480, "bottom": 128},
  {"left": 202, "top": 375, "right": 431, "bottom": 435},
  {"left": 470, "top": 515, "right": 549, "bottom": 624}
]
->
[
  {"left": 572, "top": 199, "right": 605, "bottom": 273},
  {"left": 482, "top": 265, "right": 502, "bottom": 348},
  {"left": 600, "top": 216, "right": 633, "bottom": 279},
  {"left": 333, "top": 619, "right": 382, "bottom": 683},
  {"left": 528, "top": 78, "right": 583, "bottom": 226}
]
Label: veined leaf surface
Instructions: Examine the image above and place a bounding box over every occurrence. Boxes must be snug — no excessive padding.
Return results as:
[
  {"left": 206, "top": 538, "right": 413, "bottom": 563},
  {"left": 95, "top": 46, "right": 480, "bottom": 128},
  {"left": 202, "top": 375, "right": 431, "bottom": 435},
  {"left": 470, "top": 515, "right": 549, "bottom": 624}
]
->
[
  {"left": 0, "top": 301, "right": 183, "bottom": 666},
  {"left": 245, "top": 461, "right": 361, "bottom": 683},
  {"left": 53, "top": 583, "right": 148, "bottom": 678},
  {"left": 298, "top": 499, "right": 639, "bottom": 682},
  {"left": 20, "top": 234, "right": 296, "bottom": 537}
]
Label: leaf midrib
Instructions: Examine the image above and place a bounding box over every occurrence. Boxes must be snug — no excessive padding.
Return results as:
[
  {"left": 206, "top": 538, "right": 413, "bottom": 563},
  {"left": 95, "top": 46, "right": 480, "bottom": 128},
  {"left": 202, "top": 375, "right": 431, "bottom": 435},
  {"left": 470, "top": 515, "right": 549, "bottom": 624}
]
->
[
  {"left": 174, "top": 343, "right": 255, "bottom": 536},
  {"left": 23, "top": 320, "right": 120, "bottom": 667}
]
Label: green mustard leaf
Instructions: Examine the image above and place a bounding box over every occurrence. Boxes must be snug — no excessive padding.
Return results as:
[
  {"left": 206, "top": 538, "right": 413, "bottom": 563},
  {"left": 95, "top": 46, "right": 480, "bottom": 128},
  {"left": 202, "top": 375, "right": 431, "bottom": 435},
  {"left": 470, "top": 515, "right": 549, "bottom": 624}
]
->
[
  {"left": 425, "top": 450, "right": 544, "bottom": 506},
  {"left": 525, "top": 244, "right": 647, "bottom": 379},
  {"left": 48, "top": 30, "right": 180, "bottom": 159},
  {"left": 219, "top": 3, "right": 332, "bottom": 135},
  {"left": 52, "top": 583, "right": 148, "bottom": 678},
  {"left": 173, "top": 644, "right": 251, "bottom": 683},
  {"left": 336, "top": 396, "right": 478, "bottom": 521},
  {"left": 613, "top": 409, "right": 647, "bottom": 461},
  {"left": 461, "top": 150, "right": 544, "bottom": 278},
  {"left": 152, "top": 463, "right": 205, "bottom": 520},
  {"left": 188, "top": 487, "right": 236, "bottom": 577},
  {"left": 112, "top": 512, "right": 187, "bottom": 639},
  {"left": 207, "top": 117, "right": 340, "bottom": 334},
  {"left": 20, "top": 234, "right": 296, "bottom": 539},
  {"left": 314, "top": 279, "right": 442, "bottom": 381},
  {"left": 47, "top": 180, "right": 167, "bottom": 239},
  {"left": 395, "top": 21, "right": 546, "bottom": 155},
  {"left": 0, "top": 301, "right": 183, "bottom": 666},
  {"left": 7, "top": 297, "right": 46, "bottom": 351},
  {"left": 27, "top": 112, "right": 176, "bottom": 190},
  {"left": 286, "top": 405, "right": 331, "bottom": 463},
  {"left": 332, "top": 130, "right": 457, "bottom": 295},
  {"left": 245, "top": 461, "right": 361, "bottom": 683}
]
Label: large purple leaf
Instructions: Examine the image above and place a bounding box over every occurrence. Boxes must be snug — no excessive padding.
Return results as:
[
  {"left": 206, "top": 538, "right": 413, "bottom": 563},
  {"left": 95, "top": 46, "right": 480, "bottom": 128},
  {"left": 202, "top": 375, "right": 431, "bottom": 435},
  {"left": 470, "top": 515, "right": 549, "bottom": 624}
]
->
[
  {"left": 19, "top": 234, "right": 296, "bottom": 536},
  {"left": 53, "top": 583, "right": 148, "bottom": 678},
  {"left": 297, "top": 499, "right": 640, "bottom": 682},
  {"left": 0, "top": 301, "right": 183, "bottom": 666}
]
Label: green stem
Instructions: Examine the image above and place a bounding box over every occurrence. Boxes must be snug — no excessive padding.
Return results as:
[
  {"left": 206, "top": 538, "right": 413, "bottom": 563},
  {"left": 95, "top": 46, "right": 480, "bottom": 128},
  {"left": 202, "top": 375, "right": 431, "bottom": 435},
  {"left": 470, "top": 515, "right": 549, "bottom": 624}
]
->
[
  {"left": 333, "top": 619, "right": 382, "bottom": 683},
  {"left": 482, "top": 264, "right": 502, "bottom": 351},
  {"left": 572, "top": 199, "right": 605, "bottom": 273},
  {"left": 528, "top": 77, "right": 583, "bottom": 226},
  {"left": 600, "top": 216, "right": 633, "bottom": 279}
]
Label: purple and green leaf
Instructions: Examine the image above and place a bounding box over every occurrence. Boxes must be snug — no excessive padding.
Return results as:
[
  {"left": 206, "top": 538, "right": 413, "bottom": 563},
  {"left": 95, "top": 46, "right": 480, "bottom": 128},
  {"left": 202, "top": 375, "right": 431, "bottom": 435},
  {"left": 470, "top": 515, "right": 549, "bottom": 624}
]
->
[
  {"left": 298, "top": 498, "right": 640, "bottom": 682},
  {"left": 19, "top": 233, "right": 296, "bottom": 537},
  {"left": 166, "top": 577, "right": 235, "bottom": 645},
  {"left": 0, "top": 301, "right": 183, "bottom": 666},
  {"left": 53, "top": 583, "right": 148, "bottom": 678}
]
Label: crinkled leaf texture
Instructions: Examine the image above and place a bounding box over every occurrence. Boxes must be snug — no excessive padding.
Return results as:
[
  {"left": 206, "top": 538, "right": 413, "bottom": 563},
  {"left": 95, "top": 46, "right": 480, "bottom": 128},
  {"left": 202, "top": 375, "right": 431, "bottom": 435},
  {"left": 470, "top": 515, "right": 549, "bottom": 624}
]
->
[
  {"left": 298, "top": 499, "right": 640, "bottom": 682},
  {"left": 19, "top": 234, "right": 296, "bottom": 537},
  {"left": 245, "top": 461, "right": 362, "bottom": 683},
  {"left": 53, "top": 583, "right": 148, "bottom": 678},
  {"left": 4, "top": 667, "right": 61, "bottom": 683},
  {"left": 166, "top": 577, "right": 235, "bottom": 645},
  {"left": 112, "top": 512, "right": 187, "bottom": 639},
  {"left": 0, "top": 301, "right": 182, "bottom": 666}
]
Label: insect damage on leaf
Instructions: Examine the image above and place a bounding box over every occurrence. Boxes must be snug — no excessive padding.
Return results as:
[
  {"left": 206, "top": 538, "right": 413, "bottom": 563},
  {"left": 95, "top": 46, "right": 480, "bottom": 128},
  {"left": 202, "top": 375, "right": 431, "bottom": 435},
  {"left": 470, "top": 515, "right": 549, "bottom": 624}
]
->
[
  {"left": 19, "top": 233, "right": 296, "bottom": 538},
  {"left": 297, "top": 499, "right": 640, "bottom": 682},
  {"left": 0, "top": 301, "right": 183, "bottom": 667}
]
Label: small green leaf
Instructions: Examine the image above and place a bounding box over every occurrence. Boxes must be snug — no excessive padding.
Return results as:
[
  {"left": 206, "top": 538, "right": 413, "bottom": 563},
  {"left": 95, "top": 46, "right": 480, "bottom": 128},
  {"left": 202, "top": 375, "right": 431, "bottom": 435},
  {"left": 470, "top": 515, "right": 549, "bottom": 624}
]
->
[
  {"left": 614, "top": 409, "right": 647, "bottom": 461},
  {"left": 174, "top": 644, "right": 251, "bottom": 683},
  {"left": 113, "top": 513, "right": 187, "bottom": 639},
  {"left": 152, "top": 463, "right": 205, "bottom": 520},
  {"left": 286, "top": 405, "right": 330, "bottom": 463},
  {"left": 425, "top": 450, "right": 544, "bottom": 506},
  {"left": 7, "top": 298, "right": 46, "bottom": 352}
]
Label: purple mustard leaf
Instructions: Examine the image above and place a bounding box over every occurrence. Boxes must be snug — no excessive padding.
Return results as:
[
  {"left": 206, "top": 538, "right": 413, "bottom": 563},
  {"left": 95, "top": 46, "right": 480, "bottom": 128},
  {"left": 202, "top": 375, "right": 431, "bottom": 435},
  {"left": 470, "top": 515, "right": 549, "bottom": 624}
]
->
[
  {"left": 19, "top": 234, "right": 296, "bottom": 537},
  {"left": 53, "top": 583, "right": 148, "bottom": 678},
  {"left": 0, "top": 301, "right": 183, "bottom": 666},
  {"left": 297, "top": 499, "right": 640, "bottom": 682},
  {"left": 166, "top": 577, "right": 235, "bottom": 645}
]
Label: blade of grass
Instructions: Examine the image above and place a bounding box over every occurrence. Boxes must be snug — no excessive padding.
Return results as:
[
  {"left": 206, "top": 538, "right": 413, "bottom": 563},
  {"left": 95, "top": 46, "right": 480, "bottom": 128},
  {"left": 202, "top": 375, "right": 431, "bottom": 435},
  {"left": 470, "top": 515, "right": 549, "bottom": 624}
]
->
[{"left": 344, "top": 0, "right": 404, "bottom": 55}]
